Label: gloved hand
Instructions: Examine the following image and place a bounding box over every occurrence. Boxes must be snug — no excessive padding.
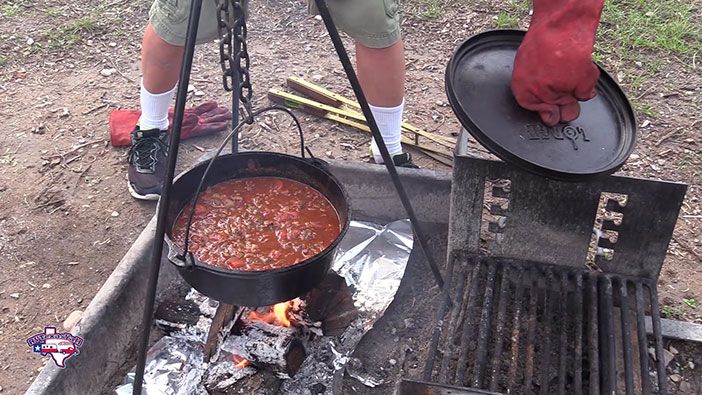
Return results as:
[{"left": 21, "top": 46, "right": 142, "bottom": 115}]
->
[
  {"left": 109, "top": 102, "right": 232, "bottom": 147},
  {"left": 511, "top": 0, "right": 605, "bottom": 126}
]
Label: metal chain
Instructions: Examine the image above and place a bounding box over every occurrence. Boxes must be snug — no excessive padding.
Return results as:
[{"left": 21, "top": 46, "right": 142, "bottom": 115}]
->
[{"left": 217, "top": 0, "right": 254, "bottom": 123}]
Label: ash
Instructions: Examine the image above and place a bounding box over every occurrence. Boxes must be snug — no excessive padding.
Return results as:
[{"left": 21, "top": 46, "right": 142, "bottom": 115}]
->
[
  {"left": 116, "top": 220, "right": 413, "bottom": 395},
  {"left": 280, "top": 320, "right": 367, "bottom": 395}
]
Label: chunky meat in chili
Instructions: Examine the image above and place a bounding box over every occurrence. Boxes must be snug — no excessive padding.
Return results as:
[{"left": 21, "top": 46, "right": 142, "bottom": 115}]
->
[{"left": 171, "top": 177, "right": 341, "bottom": 271}]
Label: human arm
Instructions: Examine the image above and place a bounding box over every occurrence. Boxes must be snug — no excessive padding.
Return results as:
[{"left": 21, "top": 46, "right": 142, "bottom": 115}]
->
[{"left": 511, "top": 0, "right": 605, "bottom": 126}]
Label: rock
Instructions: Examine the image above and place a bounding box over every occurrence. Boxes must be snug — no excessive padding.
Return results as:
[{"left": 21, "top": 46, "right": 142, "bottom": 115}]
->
[
  {"left": 26, "top": 37, "right": 34, "bottom": 45},
  {"left": 42, "top": 283, "right": 51, "bottom": 289},
  {"left": 630, "top": 154, "right": 640, "bottom": 160},
  {"left": 616, "top": 71, "right": 625, "bottom": 83},
  {"left": 314, "top": 15, "right": 322, "bottom": 21},
  {"left": 9, "top": 293, "right": 19, "bottom": 299},
  {"left": 403, "top": 318, "right": 415, "bottom": 329},
  {"left": 100, "top": 68, "right": 116, "bottom": 77},
  {"left": 111, "top": 211, "right": 119, "bottom": 217},
  {"left": 63, "top": 310, "right": 83, "bottom": 331},
  {"left": 194, "top": 90, "right": 205, "bottom": 97},
  {"left": 688, "top": 361, "right": 695, "bottom": 370},
  {"left": 641, "top": 120, "right": 651, "bottom": 128},
  {"left": 679, "top": 381, "right": 693, "bottom": 393},
  {"left": 663, "top": 348, "right": 675, "bottom": 367},
  {"left": 669, "top": 373, "right": 682, "bottom": 383},
  {"left": 108, "top": 42, "right": 117, "bottom": 47},
  {"left": 669, "top": 345, "right": 679, "bottom": 355},
  {"left": 388, "top": 359, "right": 397, "bottom": 366}
]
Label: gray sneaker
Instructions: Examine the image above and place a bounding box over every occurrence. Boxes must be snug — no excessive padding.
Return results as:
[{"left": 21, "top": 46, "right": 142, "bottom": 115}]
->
[
  {"left": 391, "top": 152, "right": 419, "bottom": 168},
  {"left": 127, "top": 128, "right": 168, "bottom": 201}
]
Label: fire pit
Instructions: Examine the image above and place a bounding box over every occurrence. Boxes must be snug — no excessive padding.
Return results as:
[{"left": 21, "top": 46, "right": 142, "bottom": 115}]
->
[
  {"left": 26, "top": 153, "right": 687, "bottom": 395},
  {"left": 114, "top": 218, "right": 416, "bottom": 394}
]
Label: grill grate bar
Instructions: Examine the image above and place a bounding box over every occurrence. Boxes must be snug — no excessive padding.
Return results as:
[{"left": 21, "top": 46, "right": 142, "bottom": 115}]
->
[
  {"left": 574, "top": 273, "right": 584, "bottom": 395},
  {"left": 539, "top": 270, "right": 555, "bottom": 395},
  {"left": 599, "top": 276, "right": 617, "bottom": 393},
  {"left": 506, "top": 273, "right": 525, "bottom": 393},
  {"left": 488, "top": 265, "right": 511, "bottom": 393},
  {"left": 454, "top": 263, "right": 482, "bottom": 385},
  {"left": 619, "top": 280, "right": 635, "bottom": 395},
  {"left": 523, "top": 285, "right": 538, "bottom": 393},
  {"left": 557, "top": 273, "right": 568, "bottom": 395},
  {"left": 436, "top": 264, "right": 468, "bottom": 382},
  {"left": 472, "top": 263, "right": 498, "bottom": 388},
  {"left": 587, "top": 275, "right": 600, "bottom": 395},
  {"left": 634, "top": 282, "right": 652, "bottom": 394},
  {"left": 424, "top": 260, "right": 460, "bottom": 381},
  {"left": 648, "top": 284, "right": 668, "bottom": 395}
]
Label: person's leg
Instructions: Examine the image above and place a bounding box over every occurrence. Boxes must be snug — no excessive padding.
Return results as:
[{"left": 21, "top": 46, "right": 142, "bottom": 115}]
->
[
  {"left": 356, "top": 40, "right": 406, "bottom": 163},
  {"left": 138, "top": 24, "right": 182, "bottom": 131},
  {"left": 310, "top": 0, "right": 412, "bottom": 165},
  {"left": 128, "top": 0, "right": 223, "bottom": 200},
  {"left": 356, "top": 40, "right": 405, "bottom": 107}
]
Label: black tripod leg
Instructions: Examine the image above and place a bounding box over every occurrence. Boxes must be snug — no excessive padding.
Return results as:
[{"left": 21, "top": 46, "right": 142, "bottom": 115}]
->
[
  {"left": 313, "top": 0, "right": 445, "bottom": 290},
  {"left": 132, "top": 1, "right": 203, "bottom": 393}
]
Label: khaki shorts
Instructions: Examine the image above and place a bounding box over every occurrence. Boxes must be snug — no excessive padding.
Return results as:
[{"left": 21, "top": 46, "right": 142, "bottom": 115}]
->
[{"left": 150, "top": 0, "right": 400, "bottom": 49}]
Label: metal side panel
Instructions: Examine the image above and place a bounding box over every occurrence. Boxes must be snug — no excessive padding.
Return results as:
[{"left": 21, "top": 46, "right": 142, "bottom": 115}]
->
[{"left": 448, "top": 156, "right": 687, "bottom": 279}]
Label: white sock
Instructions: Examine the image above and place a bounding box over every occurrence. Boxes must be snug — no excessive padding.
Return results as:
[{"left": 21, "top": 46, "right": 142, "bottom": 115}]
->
[
  {"left": 138, "top": 79, "right": 176, "bottom": 130},
  {"left": 369, "top": 100, "right": 404, "bottom": 163}
]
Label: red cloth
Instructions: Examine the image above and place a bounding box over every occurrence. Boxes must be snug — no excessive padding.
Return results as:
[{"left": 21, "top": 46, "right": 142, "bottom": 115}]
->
[
  {"left": 511, "top": 0, "right": 605, "bottom": 126},
  {"left": 109, "top": 102, "right": 231, "bottom": 147}
]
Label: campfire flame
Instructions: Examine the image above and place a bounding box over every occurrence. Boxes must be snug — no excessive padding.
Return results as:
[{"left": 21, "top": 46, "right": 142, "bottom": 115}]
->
[
  {"left": 233, "top": 354, "right": 250, "bottom": 369},
  {"left": 248, "top": 299, "right": 299, "bottom": 327}
]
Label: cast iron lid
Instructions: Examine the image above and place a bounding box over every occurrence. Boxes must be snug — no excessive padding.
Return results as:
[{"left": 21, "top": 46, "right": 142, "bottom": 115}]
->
[{"left": 445, "top": 29, "right": 637, "bottom": 181}]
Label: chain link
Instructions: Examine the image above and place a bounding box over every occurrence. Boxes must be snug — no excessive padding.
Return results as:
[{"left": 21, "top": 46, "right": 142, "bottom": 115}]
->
[{"left": 217, "top": 0, "right": 253, "bottom": 123}]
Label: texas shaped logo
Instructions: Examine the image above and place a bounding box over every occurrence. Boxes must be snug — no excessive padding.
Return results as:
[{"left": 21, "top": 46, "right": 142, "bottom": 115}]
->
[{"left": 27, "top": 327, "right": 84, "bottom": 368}]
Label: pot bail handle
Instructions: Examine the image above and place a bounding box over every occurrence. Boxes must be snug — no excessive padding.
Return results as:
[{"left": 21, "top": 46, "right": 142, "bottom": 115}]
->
[{"left": 181, "top": 105, "right": 308, "bottom": 259}]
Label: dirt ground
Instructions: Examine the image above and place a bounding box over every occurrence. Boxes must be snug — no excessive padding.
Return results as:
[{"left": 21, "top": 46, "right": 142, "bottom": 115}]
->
[{"left": 0, "top": 0, "right": 700, "bottom": 394}]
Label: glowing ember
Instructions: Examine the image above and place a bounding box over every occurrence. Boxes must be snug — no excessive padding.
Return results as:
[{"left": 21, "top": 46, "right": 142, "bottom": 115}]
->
[
  {"left": 248, "top": 299, "right": 299, "bottom": 327},
  {"left": 233, "top": 354, "right": 250, "bottom": 369}
]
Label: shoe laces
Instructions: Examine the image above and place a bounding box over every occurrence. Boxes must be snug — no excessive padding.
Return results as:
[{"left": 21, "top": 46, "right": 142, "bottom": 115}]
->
[{"left": 128, "top": 131, "right": 168, "bottom": 173}]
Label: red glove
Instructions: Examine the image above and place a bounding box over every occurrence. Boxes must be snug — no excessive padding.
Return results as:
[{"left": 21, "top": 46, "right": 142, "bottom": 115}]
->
[
  {"left": 109, "top": 102, "right": 231, "bottom": 147},
  {"left": 511, "top": 0, "right": 605, "bottom": 126}
]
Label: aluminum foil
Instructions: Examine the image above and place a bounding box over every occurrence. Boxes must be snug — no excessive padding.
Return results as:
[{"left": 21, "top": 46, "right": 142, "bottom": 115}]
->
[
  {"left": 282, "top": 219, "right": 413, "bottom": 394},
  {"left": 116, "top": 219, "right": 413, "bottom": 394},
  {"left": 115, "top": 336, "right": 207, "bottom": 395}
]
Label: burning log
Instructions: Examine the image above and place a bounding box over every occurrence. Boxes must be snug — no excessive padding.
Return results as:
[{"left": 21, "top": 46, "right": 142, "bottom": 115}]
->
[
  {"left": 230, "top": 319, "right": 307, "bottom": 376},
  {"left": 221, "top": 301, "right": 309, "bottom": 376},
  {"left": 304, "top": 273, "right": 358, "bottom": 336},
  {"left": 204, "top": 303, "right": 239, "bottom": 361}
]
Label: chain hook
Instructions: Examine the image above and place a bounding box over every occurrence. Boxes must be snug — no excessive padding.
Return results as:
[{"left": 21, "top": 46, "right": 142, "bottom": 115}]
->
[{"left": 217, "top": 0, "right": 253, "bottom": 123}]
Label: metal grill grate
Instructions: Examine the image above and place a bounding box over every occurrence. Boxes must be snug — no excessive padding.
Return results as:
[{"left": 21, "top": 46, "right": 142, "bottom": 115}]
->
[{"left": 424, "top": 256, "right": 668, "bottom": 395}]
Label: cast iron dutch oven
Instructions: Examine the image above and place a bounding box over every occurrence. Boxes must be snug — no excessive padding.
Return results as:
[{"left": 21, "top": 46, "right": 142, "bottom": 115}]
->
[{"left": 163, "top": 151, "right": 350, "bottom": 307}]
